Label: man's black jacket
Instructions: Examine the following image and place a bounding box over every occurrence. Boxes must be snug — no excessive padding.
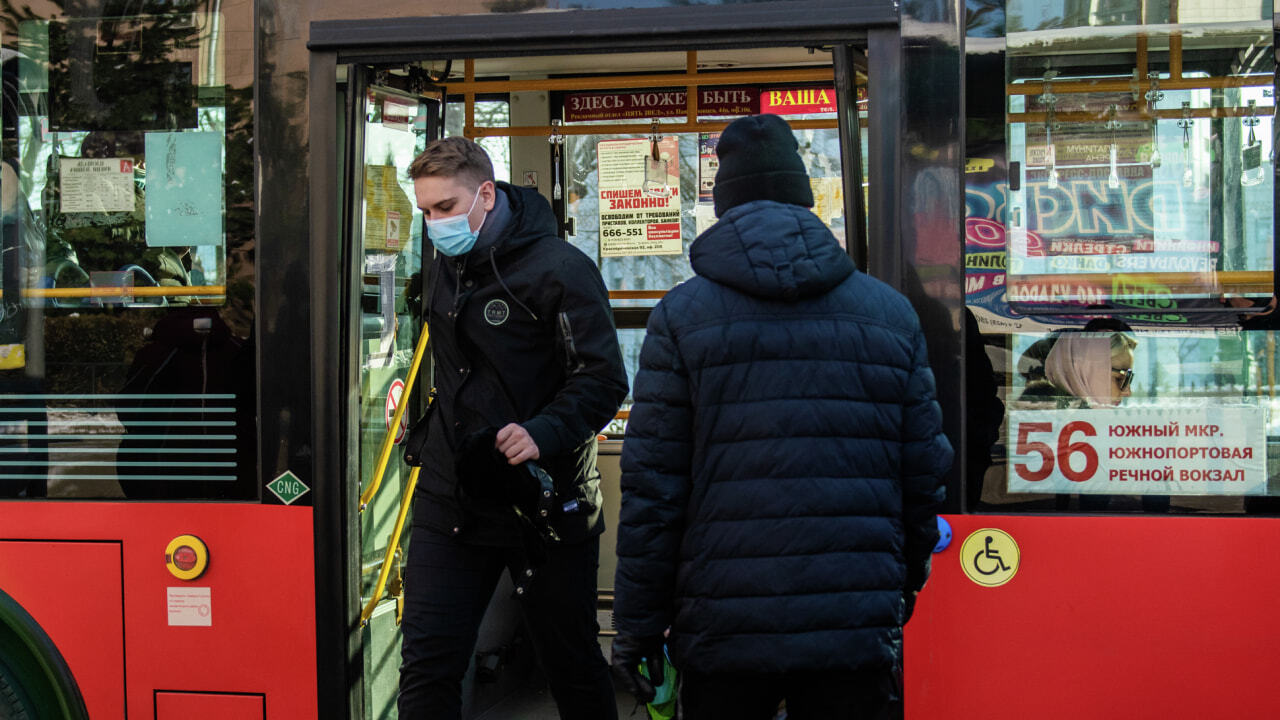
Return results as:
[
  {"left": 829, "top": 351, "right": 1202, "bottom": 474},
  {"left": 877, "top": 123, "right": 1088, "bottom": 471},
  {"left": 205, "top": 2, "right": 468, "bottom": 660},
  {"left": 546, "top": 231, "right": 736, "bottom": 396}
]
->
[
  {"left": 413, "top": 183, "right": 628, "bottom": 545},
  {"left": 614, "top": 200, "right": 951, "bottom": 674}
]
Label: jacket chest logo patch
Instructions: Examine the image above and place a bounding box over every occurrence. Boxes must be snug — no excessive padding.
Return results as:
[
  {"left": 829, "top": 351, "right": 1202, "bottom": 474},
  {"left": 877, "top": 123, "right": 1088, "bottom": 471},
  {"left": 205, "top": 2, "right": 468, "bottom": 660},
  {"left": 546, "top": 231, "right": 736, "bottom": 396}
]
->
[{"left": 484, "top": 299, "right": 510, "bottom": 326}]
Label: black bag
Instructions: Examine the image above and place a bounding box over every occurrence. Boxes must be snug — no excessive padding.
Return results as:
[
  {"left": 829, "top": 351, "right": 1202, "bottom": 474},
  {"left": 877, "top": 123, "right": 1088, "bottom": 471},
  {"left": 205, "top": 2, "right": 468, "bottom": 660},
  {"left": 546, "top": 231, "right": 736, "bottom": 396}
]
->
[{"left": 454, "top": 427, "right": 560, "bottom": 545}]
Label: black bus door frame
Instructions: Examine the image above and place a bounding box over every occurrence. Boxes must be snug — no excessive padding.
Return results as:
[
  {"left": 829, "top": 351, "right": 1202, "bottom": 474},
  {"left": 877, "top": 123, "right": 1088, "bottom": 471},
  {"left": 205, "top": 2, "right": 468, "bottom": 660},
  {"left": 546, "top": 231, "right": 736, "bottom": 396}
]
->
[{"left": 301, "top": 0, "right": 964, "bottom": 715}]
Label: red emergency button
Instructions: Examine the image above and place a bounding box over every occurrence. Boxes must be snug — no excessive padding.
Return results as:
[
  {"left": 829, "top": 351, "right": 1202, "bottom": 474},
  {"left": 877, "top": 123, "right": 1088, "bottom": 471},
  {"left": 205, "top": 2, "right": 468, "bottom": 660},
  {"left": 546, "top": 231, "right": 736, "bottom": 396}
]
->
[
  {"left": 165, "top": 535, "right": 210, "bottom": 581},
  {"left": 172, "top": 546, "right": 198, "bottom": 571}
]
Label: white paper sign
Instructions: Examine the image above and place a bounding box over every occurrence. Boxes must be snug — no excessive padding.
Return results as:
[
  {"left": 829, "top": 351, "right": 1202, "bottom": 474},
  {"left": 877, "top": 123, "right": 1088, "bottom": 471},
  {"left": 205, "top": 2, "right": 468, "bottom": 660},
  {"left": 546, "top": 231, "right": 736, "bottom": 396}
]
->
[
  {"left": 59, "top": 157, "right": 135, "bottom": 213},
  {"left": 167, "top": 587, "right": 212, "bottom": 627},
  {"left": 1007, "top": 406, "right": 1268, "bottom": 496}
]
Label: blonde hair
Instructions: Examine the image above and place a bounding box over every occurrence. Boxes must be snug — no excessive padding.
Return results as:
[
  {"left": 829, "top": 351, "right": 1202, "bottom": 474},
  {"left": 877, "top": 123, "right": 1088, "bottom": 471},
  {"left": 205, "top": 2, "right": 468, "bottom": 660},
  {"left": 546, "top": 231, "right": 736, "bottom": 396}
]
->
[
  {"left": 408, "top": 137, "right": 494, "bottom": 188},
  {"left": 1110, "top": 332, "right": 1138, "bottom": 366}
]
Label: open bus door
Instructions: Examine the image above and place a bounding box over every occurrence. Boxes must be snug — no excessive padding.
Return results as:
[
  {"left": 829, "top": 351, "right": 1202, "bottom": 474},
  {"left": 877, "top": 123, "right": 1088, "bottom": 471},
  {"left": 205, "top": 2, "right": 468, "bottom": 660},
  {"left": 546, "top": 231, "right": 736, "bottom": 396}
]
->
[{"left": 309, "top": 1, "right": 964, "bottom": 714}]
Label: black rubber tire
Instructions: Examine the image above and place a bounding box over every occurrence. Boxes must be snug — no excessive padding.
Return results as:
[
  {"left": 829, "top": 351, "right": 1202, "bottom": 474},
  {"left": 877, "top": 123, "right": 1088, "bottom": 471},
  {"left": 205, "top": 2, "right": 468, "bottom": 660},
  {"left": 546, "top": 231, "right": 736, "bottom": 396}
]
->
[{"left": 0, "top": 656, "right": 33, "bottom": 720}]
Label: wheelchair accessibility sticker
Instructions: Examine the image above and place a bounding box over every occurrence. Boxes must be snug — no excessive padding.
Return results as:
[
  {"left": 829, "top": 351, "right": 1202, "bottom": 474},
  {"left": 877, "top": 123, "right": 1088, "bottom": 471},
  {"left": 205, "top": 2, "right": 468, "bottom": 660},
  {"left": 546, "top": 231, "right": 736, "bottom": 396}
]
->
[{"left": 960, "top": 528, "right": 1019, "bottom": 587}]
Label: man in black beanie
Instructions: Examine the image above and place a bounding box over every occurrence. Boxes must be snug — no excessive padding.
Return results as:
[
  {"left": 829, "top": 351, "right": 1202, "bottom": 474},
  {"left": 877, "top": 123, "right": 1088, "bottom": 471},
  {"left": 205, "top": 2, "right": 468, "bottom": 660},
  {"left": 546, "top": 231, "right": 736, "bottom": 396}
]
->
[{"left": 611, "top": 114, "right": 951, "bottom": 718}]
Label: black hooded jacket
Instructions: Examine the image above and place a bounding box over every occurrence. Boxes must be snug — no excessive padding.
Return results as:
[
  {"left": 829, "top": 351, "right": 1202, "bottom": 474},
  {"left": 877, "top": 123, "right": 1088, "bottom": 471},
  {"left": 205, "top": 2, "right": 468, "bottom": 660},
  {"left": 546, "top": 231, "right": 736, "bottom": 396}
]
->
[
  {"left": 414, "top": 183, "right": 628, "bottom": 545},
  {"left": 615, "top": 200, "right": 951, "bottom": 673}
]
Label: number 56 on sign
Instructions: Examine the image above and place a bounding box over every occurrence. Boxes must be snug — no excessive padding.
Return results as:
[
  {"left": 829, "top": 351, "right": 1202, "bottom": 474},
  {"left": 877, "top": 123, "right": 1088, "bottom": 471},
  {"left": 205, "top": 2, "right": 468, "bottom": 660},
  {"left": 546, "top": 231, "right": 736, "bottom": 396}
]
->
[{"left": 1006, "top": 407, "right": 1267, "bottom": 496}]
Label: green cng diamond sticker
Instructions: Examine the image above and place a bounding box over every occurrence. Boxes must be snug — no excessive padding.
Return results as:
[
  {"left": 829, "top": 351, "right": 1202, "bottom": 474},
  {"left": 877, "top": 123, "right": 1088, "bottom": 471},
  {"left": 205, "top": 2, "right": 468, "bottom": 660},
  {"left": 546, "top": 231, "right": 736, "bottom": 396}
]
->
[{"left": 267, "top": 471, "right": 310, "bottom": 505}]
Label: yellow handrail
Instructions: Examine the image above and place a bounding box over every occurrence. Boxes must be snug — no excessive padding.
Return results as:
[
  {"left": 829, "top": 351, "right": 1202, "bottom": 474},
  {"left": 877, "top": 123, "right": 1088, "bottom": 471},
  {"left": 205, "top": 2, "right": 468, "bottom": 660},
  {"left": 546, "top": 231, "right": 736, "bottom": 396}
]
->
[
  {"left": 0, "top": 285, "right": 227, "bottom": 299},
  {"left": 360, "top": 324, "right": 430, "bottom": 511},
  {"left": 361, "top": 464, "right": 420, "bottom": 626}
]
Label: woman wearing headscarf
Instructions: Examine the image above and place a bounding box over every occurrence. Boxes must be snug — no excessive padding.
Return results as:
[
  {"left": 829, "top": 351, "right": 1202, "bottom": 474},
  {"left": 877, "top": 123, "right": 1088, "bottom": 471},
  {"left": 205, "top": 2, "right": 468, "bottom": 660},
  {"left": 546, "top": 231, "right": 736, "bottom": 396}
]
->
[{"left": 1017, "top": 331, "right": 1137, "bottom": 409}]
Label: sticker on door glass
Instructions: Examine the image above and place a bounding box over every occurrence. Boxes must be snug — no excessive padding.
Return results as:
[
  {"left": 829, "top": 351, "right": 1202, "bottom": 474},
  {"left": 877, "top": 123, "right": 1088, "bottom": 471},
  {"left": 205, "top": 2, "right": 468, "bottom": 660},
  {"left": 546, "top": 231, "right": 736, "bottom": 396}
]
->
[{"left": 364, "top": 165, "right": 414, "bottom": 252}]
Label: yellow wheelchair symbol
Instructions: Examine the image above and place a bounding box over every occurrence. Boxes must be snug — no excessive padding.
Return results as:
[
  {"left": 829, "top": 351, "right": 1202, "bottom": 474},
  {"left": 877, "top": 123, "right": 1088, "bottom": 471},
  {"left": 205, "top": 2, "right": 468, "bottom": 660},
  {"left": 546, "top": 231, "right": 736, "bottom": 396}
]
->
[{"left": 960, "top": 529, "right": 1019, "bottom": 587}]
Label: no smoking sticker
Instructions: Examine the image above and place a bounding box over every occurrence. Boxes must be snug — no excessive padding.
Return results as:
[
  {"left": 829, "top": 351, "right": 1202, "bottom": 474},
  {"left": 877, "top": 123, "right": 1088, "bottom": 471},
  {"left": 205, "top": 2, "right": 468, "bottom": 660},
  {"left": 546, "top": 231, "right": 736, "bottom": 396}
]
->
[
  {"left": 960, "top": 528, "right": 1019, "bottom": 587},
  {"left": 386, "top": 378, "right": 407, "bottom": 444}
]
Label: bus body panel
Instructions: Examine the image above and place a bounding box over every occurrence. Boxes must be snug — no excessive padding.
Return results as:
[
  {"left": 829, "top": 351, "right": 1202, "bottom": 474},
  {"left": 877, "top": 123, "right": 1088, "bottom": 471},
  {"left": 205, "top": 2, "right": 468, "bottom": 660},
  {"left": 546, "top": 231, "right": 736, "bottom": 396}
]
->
[
  {"left": 156, "top": 691, "right": 265, "bottom": 719},
  {"left": 906, "top": 513, "right": 1280, "bottom": 718},
  {"left": 0, "top": 502, "right": 318, "bottom": 719},
  {"left": 0, "top": 540, "right": 124, "bottom": 718}
]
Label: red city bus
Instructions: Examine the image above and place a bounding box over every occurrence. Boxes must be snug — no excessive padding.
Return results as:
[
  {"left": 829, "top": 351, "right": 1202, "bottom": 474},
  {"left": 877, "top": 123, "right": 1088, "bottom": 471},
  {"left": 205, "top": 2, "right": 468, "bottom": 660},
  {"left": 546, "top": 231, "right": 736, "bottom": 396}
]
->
[{"left": 1, "top": 0, "right": 1276, "bottom": 718}]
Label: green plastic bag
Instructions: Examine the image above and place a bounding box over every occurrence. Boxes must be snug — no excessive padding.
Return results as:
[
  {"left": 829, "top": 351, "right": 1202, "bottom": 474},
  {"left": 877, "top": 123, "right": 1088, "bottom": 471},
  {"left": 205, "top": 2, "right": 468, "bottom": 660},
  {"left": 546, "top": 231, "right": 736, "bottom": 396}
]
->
[{"left": 638, "top": 646, "right": 677, "bottom": 720}]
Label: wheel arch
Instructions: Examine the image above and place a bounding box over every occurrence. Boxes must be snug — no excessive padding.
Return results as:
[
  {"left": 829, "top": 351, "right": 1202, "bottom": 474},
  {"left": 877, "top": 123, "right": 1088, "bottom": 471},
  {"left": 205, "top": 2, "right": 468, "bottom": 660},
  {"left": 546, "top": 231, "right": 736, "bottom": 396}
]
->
[{"left": 0, "top": 586, "right": 90, "bottom": 720}]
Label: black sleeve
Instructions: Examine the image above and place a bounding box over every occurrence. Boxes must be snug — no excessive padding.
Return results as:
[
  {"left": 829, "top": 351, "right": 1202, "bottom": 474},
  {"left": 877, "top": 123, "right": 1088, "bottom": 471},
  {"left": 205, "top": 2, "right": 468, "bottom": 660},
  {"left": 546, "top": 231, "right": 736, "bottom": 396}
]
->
[
  {"left": 902, "top": 325, "right": 952, "bottom": 593},
  {"left": 614, "top": 301, "right": 692, "bottom": 636},
  {"left": 521, "top": 254, "right": 629, "bottom": 457}
]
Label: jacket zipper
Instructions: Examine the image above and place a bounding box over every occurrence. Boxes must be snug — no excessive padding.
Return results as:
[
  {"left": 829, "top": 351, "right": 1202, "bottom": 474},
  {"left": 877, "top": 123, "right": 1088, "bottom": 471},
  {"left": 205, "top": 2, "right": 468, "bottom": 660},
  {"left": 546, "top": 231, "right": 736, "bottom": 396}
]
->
[{"left": 558, "top": 311, "right": 585, "bottom": 374}]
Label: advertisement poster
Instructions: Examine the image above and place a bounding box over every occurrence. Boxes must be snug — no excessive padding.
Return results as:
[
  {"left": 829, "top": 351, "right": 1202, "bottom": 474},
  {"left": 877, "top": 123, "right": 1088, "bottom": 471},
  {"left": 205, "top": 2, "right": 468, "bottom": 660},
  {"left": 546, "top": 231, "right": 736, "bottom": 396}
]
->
[
  {"left": 1006, "top": 406, "right": 1267, "bottom": 496},
  {"left": 363, "top": 165, "right": 414, "bottom": 252},
  {"left": 565, "top": 89, "right": 758, "bottom": 122},
  {"left": 963, "top": 138, "right": 1232, "bottom": 332},
  {"left": 60, "top": 157, "right": 135, "bottom": 213},
  {"left": 698, "top": 133, "right": 719, "bottom": 203},
  {"left": 596, "top": 137, "right": 683, "bottom": 257},
  {"left": 760, "top": 87, "right": 838, "bottom": 115},
  {"left": 144, "top": 131, "right": 224, "bottom": 247}
]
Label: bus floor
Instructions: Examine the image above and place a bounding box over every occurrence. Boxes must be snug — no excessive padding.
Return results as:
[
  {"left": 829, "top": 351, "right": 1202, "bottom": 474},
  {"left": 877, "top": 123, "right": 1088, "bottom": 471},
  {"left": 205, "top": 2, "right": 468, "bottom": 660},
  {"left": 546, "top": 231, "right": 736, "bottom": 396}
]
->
[{"left": 471, "top": 636, "right": 638, "bottom": 720}]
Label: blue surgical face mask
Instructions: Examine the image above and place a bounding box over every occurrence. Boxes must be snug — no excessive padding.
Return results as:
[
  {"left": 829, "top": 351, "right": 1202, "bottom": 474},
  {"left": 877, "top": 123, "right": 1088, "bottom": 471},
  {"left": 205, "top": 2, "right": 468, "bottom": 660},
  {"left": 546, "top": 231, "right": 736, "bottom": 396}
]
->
[{"left": 425, "top": 185, "right": 486, "bottom": 257}]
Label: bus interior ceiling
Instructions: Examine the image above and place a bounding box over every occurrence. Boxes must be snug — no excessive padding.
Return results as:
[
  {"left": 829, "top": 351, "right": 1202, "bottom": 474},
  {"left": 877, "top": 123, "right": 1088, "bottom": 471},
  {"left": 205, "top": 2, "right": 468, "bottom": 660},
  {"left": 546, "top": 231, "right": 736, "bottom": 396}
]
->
[{"left": 372, "top": 45, "right": 847, "bottom": 192}]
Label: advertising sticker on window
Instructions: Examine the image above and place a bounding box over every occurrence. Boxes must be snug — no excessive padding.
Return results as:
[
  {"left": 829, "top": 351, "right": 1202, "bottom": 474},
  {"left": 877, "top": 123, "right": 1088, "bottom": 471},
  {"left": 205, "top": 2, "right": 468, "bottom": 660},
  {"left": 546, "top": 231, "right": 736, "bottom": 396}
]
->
[
  {"left": 1007, "top": 407, "right": 1267, "bottom": 496},
  {"left": 596, "top": 137, "right": 682, "bottom": 258}
]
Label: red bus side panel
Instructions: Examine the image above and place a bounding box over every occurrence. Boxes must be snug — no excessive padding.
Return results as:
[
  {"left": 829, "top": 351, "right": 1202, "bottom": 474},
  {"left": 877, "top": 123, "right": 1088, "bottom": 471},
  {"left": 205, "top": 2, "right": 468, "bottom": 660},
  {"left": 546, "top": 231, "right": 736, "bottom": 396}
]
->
[
  {"left": 0, "top": 503, "right": 318, "bottom": 719},
  {"left": 906, "top": 514, "right": 1280, "bottom": 719},
  {"left": 0, "top": 540, "right": 125, "bottom": 718},
  {"left": 156, "top": 691, "right": 265, "bottom": 719}
]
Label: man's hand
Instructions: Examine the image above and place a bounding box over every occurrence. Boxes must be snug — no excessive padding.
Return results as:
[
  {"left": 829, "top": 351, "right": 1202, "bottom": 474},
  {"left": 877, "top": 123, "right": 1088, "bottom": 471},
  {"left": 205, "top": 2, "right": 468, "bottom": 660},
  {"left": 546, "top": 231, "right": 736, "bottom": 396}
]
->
[
  {"left": 609, "top": 633, "right": 665, "bottom": 703},
  {"left": 495, "top": 423, "right": 540, "bottom": 465}
]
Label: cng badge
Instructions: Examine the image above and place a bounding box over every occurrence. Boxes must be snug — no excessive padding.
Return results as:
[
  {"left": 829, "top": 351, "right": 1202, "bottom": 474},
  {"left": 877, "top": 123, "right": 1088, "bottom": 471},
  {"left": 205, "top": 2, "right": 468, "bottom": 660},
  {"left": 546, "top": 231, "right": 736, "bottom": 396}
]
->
[
  {"left": 960, "top": 528, "right": 1019, "bottom": 587},
  {"left": 267, "top": 470, "right": 310, "bottom": 505}
]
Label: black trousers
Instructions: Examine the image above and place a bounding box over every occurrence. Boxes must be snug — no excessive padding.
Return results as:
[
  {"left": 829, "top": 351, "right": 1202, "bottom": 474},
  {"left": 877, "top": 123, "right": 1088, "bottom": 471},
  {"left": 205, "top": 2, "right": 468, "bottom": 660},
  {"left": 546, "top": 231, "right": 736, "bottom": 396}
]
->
[
  {"left": 398, "top": 527, "right": 617, "bottom": 720},
  {"left": 680, "top": 668, "right": 895, "bottom": 720}
]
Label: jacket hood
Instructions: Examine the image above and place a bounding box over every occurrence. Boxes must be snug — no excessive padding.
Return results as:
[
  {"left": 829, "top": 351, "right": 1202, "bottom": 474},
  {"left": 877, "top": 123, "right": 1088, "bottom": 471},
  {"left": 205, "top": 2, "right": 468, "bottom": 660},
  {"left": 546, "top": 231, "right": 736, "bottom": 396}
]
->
[
  {"left": 483, "top": 182, "right": 559, "bottom": 258},
  {"left": 690, "top": 200, "right": 854, "bottom": 300}
]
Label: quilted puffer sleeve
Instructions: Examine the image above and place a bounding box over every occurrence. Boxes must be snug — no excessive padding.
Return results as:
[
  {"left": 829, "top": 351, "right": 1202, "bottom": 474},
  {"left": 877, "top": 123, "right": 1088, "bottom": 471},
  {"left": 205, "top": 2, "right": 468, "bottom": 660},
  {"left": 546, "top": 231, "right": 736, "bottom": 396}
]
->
[
  {"left": 902, "top": 326, "right": 953, "bottom": 594},
  {"left": 614, "top": 301, "right": 694, "bottom": 637}
]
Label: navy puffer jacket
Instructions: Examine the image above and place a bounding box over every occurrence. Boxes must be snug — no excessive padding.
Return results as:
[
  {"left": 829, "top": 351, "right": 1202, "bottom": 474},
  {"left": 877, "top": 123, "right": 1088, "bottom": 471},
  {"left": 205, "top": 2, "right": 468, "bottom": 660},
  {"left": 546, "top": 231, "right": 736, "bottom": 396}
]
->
[{"left": 614, "top": 200, "right": 951, "bottom": 674}]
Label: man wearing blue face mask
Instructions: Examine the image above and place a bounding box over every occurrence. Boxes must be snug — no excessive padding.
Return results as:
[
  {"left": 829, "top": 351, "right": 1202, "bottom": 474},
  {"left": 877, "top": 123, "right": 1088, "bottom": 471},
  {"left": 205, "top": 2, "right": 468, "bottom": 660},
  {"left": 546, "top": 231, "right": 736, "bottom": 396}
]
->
[{"left": 399, "top": 136, "right": 628, "bottom": 719}]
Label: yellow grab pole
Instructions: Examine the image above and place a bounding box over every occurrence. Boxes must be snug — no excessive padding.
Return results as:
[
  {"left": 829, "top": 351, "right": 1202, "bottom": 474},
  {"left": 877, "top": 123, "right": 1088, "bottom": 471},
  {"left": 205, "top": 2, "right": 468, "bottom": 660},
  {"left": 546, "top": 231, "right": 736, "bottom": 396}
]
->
[
  {"left": 360, "top": 325, "right": 430, "bottom": 511},
  {"left": 361, "top": 465, "right": 420, "bottom": 625}
]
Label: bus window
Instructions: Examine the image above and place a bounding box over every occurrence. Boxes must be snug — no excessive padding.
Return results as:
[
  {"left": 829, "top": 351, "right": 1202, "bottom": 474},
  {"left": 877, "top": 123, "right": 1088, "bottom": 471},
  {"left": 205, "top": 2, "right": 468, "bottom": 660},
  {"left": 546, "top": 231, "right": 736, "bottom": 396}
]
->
[
  {"left": 549, "top": 67, "right": 848, "bottom": 430},
  {"left": 966, "top": 1, "right": 1277, "bottom": 513},
  {"left": 0, "top": 5, "right": 255, "bottom": 500}
]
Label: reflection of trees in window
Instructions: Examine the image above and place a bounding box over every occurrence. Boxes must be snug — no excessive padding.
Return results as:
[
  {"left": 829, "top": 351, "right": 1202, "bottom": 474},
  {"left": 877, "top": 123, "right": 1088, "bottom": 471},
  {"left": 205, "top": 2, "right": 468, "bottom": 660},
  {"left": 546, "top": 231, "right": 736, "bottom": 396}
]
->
[
  {"left": 47, "top": 2, "right": 206, "bottom": 132},
  {"left": 444, "top": 100, "right": 511, "bottom": 182}
]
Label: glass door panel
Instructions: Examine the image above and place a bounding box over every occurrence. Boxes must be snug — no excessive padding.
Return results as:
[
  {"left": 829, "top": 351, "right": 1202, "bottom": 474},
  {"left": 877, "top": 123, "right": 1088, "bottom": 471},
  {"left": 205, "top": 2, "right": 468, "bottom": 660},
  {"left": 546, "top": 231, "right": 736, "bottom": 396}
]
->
[{"left": 348, "top": 79, "right": 439, "bottom": 716}]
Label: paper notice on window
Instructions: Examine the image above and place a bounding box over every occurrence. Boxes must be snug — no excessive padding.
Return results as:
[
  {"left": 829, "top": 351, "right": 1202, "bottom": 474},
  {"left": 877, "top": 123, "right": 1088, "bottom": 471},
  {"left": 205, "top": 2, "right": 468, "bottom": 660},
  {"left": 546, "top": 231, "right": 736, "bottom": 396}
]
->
[
  {"left": 809, "top": 177, "right": 844, "bottom": 228},
  {"left": 59, "top": 157, "right": 136, "bottom": 213},
  {"left": 596, "top": 137, "right": 683, "bottom": 258},
  {"left": 364, "top": 165, "right": 414, "bottom": 252},
  {"left": 144, "top": 131, "right": 224, "bottom": 247}
]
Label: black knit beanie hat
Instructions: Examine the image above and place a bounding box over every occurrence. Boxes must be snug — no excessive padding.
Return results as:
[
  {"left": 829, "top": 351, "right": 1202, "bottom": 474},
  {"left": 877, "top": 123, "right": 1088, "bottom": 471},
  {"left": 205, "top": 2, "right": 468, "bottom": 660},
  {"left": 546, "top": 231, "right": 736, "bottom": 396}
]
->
[{"left": 713, "top": 114, "right": 815, "bottom": 217}]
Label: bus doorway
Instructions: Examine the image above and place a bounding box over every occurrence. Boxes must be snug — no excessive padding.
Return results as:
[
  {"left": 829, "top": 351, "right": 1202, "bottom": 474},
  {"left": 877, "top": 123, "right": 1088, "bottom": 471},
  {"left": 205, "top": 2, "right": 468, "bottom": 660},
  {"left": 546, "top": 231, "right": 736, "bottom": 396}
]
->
[{"left": 333, "top": 40, "right": 872, "bottom": 718}]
